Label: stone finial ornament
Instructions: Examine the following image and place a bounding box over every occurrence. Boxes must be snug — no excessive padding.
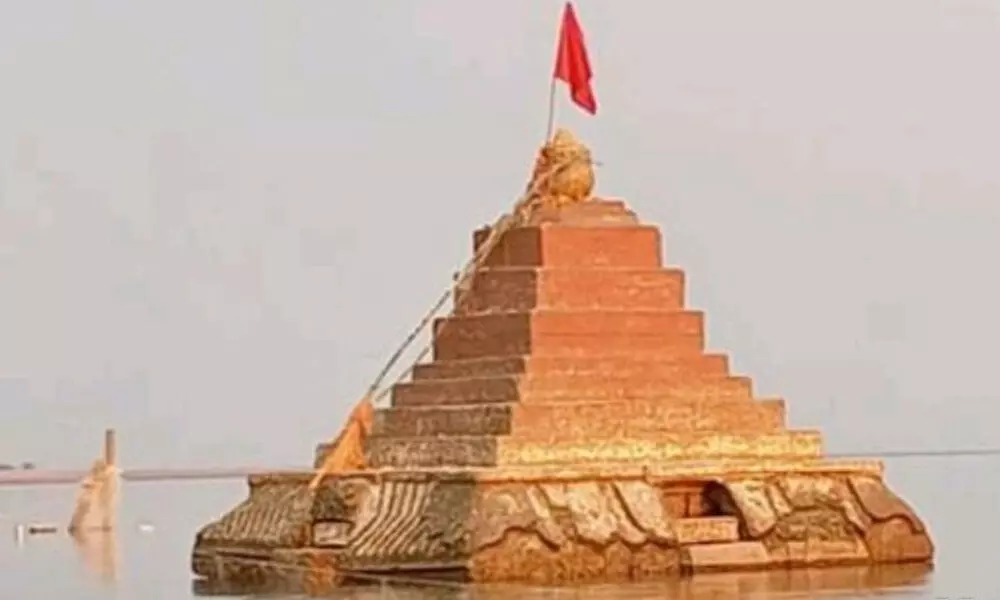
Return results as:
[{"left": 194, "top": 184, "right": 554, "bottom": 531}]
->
[{"left": 524, "top": 128, "right": 595, "bottom": 212}]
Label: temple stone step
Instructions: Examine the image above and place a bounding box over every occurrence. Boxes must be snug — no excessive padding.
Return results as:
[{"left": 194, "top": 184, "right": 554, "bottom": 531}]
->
[
  {"left": 391, "top": 375, "right": 752, "bottom": 407},
  {"left": 433, "top": 310, "right": 705, "bottom": 360},
  {"left": 372, "top": 398, "right": 787, "bottom": 438},
  {"left": 502, "top": 198, "right": 640, "bottom": 227},
  {"left": 475, "top": 223, "right": 662, "bottom": 269},
  {"left": 363, "top": 430, "right": 824, "bottom": 468},
  {"left": 412, "top": 353, "right": 730, "bottom": 381},
  {"left": 456, "top": 267, "right": 685, "bottom": 314},
  {"left": 676, "top": 517, "right": 742, "bottom": 545},
  {"left": 682, "top": 542, "right": 772, "bottom": 573}
]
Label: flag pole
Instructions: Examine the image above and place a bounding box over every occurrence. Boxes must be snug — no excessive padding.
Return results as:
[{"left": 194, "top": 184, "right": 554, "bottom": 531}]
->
[{"left": 545, "top": 77, "right": 557, "bottom": 141}]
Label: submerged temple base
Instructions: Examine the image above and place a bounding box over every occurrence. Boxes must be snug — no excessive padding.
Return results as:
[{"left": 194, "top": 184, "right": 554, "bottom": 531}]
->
[
  {"left": 192, "top": 153, "right": 934, "bottom": 588},
  {"left": 194, "top": 565, "right": 933, "bottom": 599},
  {"left": 192, "top": 461, "right": 932, "bottom": 586}
]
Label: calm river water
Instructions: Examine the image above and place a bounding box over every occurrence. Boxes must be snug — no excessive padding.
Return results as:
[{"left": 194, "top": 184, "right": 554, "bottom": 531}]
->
[{"left": 0, "top": 455, "right": 992, "bottom": 599}]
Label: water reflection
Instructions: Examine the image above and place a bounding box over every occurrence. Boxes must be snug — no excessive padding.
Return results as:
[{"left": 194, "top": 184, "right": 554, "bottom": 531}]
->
[
  {"left": 192, "top": 563, "right": 931, "bottom": 599},
  {"left": 71, "top": 529, "right": 120, "bottom": 585}
]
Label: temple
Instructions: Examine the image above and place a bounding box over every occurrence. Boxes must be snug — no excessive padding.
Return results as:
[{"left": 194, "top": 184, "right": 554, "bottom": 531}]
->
[{"left": 191, "top": 131, "right": 933, "bottom": 588}]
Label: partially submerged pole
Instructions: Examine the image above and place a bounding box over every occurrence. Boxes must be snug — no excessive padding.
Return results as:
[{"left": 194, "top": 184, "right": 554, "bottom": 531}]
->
[
  {"left": 68, "top": 429, "right": 119, "bottom": 534},
  {"left": 100, "top": 429, "right": 117, "bottom": 532},
  {"left": 104, "top": 429, "right": 117, "bottom": 470}
]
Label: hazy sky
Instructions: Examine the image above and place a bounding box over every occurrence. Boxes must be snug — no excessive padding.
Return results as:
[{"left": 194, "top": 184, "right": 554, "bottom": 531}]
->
[{"left": 2, "top": 0, "right": 999, "bottom": 468}]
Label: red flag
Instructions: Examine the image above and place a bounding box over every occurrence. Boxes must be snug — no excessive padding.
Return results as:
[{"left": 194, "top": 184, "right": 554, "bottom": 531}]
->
[{"left": 553, "top": 2, "right": 597, "bottom": 115}]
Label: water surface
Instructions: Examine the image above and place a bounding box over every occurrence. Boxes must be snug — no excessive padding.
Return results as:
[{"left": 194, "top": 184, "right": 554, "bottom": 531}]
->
[{"left": 0, "top": 456, "right": 991, "bottom": 599}]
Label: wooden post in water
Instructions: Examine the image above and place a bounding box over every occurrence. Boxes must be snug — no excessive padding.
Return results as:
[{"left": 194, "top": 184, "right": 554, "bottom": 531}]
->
[
  {"left": 99, "top": 428, "right": 117, "bottom": 531},
  {"left": 68, "top": 428, "right": 121, "bottom": 585},
  {"left": 69, "top": 429, "right": 119, "bottom": 534},
  {"left": 104, "top": 429, "right": 117, "bottom": 470}
]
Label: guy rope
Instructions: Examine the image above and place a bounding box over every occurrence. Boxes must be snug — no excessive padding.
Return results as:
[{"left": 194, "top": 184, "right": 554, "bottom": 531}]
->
[{"left": 308, "top": 145, "right": 595, "bottom": 490}]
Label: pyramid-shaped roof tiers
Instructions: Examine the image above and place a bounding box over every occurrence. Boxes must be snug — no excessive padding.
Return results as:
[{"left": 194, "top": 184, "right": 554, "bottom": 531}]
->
[{"left": 333, "top": 197, "right": 825, "bottom": 471}]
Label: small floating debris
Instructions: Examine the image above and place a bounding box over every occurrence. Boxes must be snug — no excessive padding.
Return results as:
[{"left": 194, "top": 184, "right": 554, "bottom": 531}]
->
[
  {"left": 13, "top": 524, "right": 25, "bottom": 545},
  {"left": 26, "top": 523, "right": 59, "bottom": 535},
  {"left": 137, "top": 523, "right": 155, "bottom": 533}
]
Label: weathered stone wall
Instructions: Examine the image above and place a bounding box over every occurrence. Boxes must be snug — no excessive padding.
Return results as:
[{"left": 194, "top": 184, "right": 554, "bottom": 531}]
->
[
  {"left": 473, "top": 224, "right": 663, "bottom": 269},
  {"left": 192, "top": 469, "right": 933, "bottom": 585},
  {"left": 411, "top": 354, "right": 730, "bottom": 381},
  {"left": 456, "top": 268, "right": 685, "bottom": 313},
  {"left": 372, "top": 398, "right": 787, "bottom": 438},
  {"left": 431, "top": 310, "right": 706, "bottom": 360}
]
